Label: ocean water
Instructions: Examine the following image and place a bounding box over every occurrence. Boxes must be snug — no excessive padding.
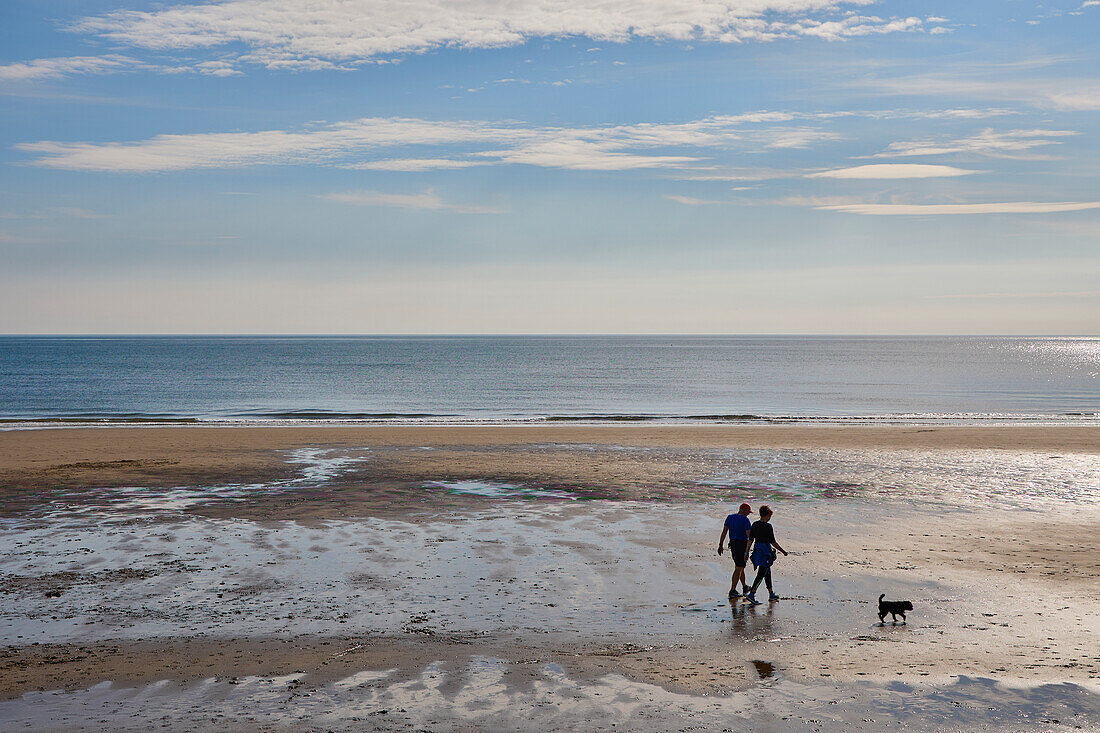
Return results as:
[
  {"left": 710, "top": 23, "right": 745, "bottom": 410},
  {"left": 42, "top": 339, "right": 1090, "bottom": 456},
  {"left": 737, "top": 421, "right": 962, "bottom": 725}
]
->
[{"left": 0, "top": 335, "right": 1097, "bottom": 425}]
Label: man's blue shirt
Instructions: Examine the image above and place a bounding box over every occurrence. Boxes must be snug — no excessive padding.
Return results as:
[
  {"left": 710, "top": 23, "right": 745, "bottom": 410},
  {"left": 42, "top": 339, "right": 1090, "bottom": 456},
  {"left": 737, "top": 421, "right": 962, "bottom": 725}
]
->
[{"left": 724, "top": 513, "right": 751, "bottom": 541}]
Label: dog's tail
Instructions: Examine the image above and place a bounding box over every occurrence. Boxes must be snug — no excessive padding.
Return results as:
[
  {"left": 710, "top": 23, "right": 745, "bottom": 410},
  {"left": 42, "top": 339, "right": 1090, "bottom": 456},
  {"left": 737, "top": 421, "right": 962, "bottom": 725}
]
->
[{"left": 878, "top": 593, "right": 885, "bottom": 602}]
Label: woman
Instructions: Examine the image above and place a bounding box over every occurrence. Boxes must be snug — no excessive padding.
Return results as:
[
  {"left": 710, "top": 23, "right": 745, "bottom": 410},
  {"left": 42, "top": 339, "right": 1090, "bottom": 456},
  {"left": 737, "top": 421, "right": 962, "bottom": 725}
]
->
[{"left": 744, "top": 505, "right": 788, "bottom": 605}]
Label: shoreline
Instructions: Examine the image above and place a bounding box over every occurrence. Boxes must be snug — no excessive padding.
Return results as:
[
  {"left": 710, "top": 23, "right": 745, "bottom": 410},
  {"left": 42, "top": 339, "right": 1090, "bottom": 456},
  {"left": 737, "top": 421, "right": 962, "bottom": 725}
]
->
[{"left": 3, "top": 415, "right": 1099, "bottom": 430}]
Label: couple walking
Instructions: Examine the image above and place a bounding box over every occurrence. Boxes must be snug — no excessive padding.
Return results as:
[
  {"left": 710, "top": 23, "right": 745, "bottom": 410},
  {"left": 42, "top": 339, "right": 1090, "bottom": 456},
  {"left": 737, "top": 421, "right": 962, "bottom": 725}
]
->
[{"left": 717, "top": 503, "right": 788, "bottom": 605}]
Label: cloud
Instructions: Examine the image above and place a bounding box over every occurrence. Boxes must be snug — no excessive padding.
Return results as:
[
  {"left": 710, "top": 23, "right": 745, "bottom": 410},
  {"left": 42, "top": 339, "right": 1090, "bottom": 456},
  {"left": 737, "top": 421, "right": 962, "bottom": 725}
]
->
[
  {"left": 350, "top": 158, "right": 486, "bottom": 171},
  {"left": 672, "top": 167, "right": 795, "bottom": 181},
  {"left": 12, "top": 108, "right": 1022, "bottom": 175},
  {"left": 664, "top": 194, "right": 726, "bottom": 205},
  {"left": 807, "top": 163, "right": 981, "bottom": 178},
  {"left": 775, "top": 195, "right": 865, "bottom": 207},
  {"left": 1044, "top": 88, "right": 1100, "bottom": 111},
  {"left": 476, "top": 139, "right": 699, "bottom": 170},
  {"left": 73, "top": 0, "right": 931, "bottom": 69},
  {"left": 0, "top": 55, "right": 145, "bottom": 81},
  {"left": 0, "top": 53, "right": 252, "bottom": 81},
  {"left": 11, "top": 113, "right": 848, "bottom": 173},
  {"left": 816, "top": 201, "right": 1100, "bottom": 215},
  {"left": 754, "top": 127, "right": 842, "bottom": 148},
  {"left": 851, "top": 71, "right": 1100, "bottom": 111},
  {"left": 189, "top": 60, "right": 243, "bottom": 77},
  {"left": 15, "top": 117, "right": 526, "bottom": 172},
  {"left": 321, "top": 189, "right": 503, "bottom": 213},
  {"left": 873, "top": 128, "right": 1077, "bottom": 159}
]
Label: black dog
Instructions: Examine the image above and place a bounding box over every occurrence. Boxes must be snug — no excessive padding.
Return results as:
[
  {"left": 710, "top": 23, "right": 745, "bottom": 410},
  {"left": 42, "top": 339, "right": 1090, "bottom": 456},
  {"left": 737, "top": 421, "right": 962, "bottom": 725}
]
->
[{"left": 878, "top": 593, "right": 913, "bottom": 624}]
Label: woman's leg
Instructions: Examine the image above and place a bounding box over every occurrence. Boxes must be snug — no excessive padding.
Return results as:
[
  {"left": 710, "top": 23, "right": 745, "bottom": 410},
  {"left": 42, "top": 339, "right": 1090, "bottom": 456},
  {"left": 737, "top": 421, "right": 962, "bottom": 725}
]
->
[
  {"left": 763, "top": 566, "right": 773, "bottom": 592},
  {"left": 749, "top": 565, "right": 768, "bottom": 594}
]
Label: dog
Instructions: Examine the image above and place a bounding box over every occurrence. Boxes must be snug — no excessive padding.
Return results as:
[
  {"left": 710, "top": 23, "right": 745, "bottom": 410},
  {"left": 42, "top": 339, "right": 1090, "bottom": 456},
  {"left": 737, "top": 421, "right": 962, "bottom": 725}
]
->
[{"left": 877, "top": 593, "right": 913, "bottom": 624}]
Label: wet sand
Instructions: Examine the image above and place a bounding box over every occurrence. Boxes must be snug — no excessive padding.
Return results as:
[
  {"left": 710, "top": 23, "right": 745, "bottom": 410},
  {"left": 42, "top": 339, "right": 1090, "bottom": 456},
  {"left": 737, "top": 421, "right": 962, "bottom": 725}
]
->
[
  {"left": 0, "top": 425, "right": 1097, "bottom": 730},
  {"left": 2, "top": 424, "right": 1098, "bottom": 492}
]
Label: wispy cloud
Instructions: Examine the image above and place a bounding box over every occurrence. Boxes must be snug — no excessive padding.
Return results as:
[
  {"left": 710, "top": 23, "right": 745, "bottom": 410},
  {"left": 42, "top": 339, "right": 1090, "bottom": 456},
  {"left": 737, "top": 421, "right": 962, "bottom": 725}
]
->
[
  {"left": 0, "top": 54, "right": 244, "bottom": 81},
  {"left": 0, "top": 55, "right": 144, "bottom": 81},
  {"left": 873, "top": 128, "right": 1077, "bottom": 160},
  {"left": 14, "top": 109, "right": 1012, "bottom": 174},
  {"left": 72, "top": 0, "right": 932, "bottom": 70},
  {"left": 10, "top": 114, "right": 834, "bottom": 173},
  {"left": 852, "top": 71, "right": 1100, "bottom": 111},
  {"left": 816, "top": 201, "right": 1100, "bottom": 215},
  {"left": 183, "top": 60, "right": 243, "bottom": 77},
  {"left": 664, "top": 194, "right": 727, "bottom": 205},
  {"left": 672, "top": 167, "right": 796, "bottom": 181},
  {"left": 807, "top": 163, "right": 980, "bottom": 178},
  {"left": 321, "top": 189, "right": 503, "bottom": 214},
  {"left": 351, "top": 158, "right": 485, "bottom": 171},
  {"left": 475, "top": 139, "right": 699, "bottom": 170},
  {"left": 1044, "top": 87, "right": 1100, "bottom": 111},
  {"left": 16, "top": 117, "right": 526, "bottom": 172}
]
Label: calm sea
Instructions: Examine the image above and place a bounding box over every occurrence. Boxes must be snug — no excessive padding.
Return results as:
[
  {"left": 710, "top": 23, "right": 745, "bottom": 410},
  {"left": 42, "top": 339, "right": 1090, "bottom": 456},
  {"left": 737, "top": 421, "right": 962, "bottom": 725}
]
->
[{"left": 0, "top": 336, "right": 1097, "bottom": 425}]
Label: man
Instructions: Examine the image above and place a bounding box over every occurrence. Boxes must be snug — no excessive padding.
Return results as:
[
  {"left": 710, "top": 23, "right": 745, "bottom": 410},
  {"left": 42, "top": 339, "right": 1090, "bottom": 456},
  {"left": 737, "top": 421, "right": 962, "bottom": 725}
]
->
[{"left": 717, "top": 503, "right": 753, "bottom": 599}]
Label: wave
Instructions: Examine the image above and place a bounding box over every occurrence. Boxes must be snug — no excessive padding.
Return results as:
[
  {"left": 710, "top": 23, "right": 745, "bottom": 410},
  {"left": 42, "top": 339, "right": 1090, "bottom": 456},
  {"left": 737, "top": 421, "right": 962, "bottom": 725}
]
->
[
  {"left": 544, "top": 414, "right": 766, "bottom": 422},
  {"left": 1, "top": 410, "right": 1096, "bottom": 428},
  {"left": 0, "top": 413, "right": 201, "bottom": 424},
  {"left": 243, "top": 410, "right": 458, "bottom": 420}
]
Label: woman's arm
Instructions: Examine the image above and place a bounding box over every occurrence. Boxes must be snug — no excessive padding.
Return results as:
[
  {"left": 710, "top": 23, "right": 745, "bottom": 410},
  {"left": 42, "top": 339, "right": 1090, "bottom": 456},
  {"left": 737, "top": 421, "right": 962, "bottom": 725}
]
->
[{"left": 772, "top": 541, "right": 788, "bottom": 556}]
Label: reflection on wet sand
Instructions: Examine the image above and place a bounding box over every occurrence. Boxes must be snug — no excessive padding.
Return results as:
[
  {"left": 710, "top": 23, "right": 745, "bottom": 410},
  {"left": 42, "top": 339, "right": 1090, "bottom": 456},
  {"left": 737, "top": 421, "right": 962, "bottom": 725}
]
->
[{"left": 727, "top": 597, "right": 776, "bottom": 640}]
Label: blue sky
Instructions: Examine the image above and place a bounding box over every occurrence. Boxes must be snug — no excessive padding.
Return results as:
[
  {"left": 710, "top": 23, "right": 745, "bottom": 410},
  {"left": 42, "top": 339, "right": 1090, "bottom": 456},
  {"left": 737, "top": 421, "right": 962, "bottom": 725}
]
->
[{"left": 1, "top": 0, "right": 1098, "bottom": 333}]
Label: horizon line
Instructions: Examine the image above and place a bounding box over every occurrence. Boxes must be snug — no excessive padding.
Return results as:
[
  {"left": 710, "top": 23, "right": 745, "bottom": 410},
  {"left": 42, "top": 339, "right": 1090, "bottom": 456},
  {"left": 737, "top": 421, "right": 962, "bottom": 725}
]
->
[{"left": 2, "top": 333, "right": 1098, "bottom": 339}]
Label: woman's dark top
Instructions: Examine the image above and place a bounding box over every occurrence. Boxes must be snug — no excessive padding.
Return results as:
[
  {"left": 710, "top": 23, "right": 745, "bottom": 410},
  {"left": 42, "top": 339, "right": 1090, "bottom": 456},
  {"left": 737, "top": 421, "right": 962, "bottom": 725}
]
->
[{"left": 750, "top": 520, "right": 775, "bottom": 545}]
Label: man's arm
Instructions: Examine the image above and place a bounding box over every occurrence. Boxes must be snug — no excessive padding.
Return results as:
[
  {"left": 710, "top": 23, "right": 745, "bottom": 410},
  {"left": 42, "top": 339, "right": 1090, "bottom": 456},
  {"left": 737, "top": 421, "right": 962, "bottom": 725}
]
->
[{"left": 717, "top": 525, "right": 729, "bottom": 555}]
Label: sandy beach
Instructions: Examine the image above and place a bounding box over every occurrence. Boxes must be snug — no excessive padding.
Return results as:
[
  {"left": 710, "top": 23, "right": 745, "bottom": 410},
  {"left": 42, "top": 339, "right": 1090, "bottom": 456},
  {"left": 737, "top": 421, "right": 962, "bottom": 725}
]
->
[{"left": 0, "top": 425, "right": 1098, "bottom": 730}]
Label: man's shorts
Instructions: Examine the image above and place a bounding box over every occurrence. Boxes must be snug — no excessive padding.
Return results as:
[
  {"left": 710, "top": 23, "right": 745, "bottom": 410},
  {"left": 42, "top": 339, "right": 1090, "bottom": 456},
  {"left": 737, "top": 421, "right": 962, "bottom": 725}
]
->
[{"left": 731, "top": 539, "right": 748, "bottom": 568}]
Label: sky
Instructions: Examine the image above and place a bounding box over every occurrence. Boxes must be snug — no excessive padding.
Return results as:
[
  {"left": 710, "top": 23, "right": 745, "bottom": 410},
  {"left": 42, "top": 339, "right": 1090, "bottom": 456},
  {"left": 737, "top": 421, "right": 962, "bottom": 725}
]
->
[{"left": 1, "top": 0, "right": 1098, "bottom": 334}]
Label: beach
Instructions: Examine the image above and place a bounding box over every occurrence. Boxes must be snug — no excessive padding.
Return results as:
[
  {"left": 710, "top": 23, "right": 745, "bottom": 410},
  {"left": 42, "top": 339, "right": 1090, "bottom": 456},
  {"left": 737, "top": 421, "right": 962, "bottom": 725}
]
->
[{"left": 1, "top": 425, "right": 1098, "bottom": 730}]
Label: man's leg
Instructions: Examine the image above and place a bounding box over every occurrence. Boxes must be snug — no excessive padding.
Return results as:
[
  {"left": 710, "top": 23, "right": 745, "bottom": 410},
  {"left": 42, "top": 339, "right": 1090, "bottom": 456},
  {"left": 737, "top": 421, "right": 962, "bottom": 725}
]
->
[
  {"left": 733, "top": 542, "right": 749, "bottom": 593},
  {"left": 731, "top": 566, "right": 745, "bottom": 593}
]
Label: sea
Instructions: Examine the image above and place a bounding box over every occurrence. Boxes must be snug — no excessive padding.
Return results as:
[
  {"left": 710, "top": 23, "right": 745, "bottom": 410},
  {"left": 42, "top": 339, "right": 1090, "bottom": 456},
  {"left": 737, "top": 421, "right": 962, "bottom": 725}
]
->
[{"left": 0, "top": 335, "right": 1097, "bottom": 426}]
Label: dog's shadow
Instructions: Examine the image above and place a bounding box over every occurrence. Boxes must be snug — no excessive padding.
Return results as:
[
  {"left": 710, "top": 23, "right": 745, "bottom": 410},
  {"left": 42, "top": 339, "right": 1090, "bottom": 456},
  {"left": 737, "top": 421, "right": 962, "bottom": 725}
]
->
[{"left": 874, "top": 620, "right": 912, "bottom": 630}]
